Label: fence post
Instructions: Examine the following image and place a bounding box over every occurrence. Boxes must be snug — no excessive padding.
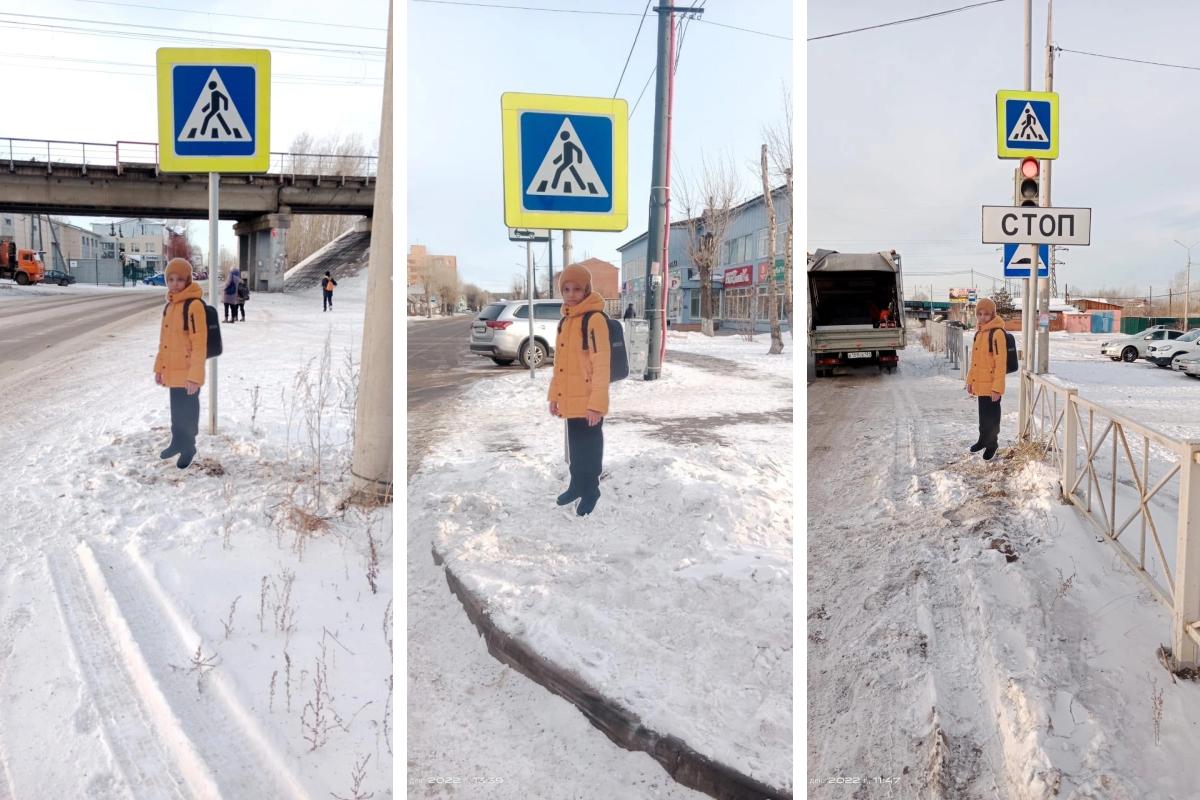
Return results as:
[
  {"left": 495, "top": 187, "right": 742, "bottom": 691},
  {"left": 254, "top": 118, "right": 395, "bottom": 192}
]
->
[
  {"left": 1172, "top": 443, "right": 1200, "bottom": 668},
  {"left": 1062, "top": 388, "right": 1078, "bottom": 503}
]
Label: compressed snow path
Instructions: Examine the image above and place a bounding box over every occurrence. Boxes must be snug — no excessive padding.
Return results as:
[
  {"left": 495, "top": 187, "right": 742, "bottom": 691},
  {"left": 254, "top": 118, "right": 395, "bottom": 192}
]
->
[
  {"left": 808, "top": 342, "right": 1200, "bottom": 798},
  {"left": 0, "top": 277, "right": 392, "bottom": 799},
  {"left": 409, "top": 331, "right": 794, "bottom": 796}
]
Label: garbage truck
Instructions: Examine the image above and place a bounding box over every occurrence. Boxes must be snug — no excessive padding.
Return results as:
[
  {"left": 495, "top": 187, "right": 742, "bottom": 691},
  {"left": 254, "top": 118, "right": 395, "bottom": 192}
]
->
[
  {"left": 0, "top": 239, "right": 45, "bottom": 285},
  {"left": 808, "top": 249, "right": 906, "bottom": 377}
]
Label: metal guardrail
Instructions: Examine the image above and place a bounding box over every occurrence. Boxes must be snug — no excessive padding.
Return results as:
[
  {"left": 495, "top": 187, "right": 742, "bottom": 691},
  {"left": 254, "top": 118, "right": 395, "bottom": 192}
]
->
[
  {"left": 922, "top": 320, "right": 968, "bottom": 373},
  {"left": 1023, "top": 370, "right": 1200, "bottom": 669},
  {"left": 2, "top": 137, "right": 377, "bottom": 182}
]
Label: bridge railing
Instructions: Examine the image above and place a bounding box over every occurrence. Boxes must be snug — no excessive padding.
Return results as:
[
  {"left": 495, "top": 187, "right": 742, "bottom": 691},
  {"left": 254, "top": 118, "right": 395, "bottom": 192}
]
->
[{"left": 3, "top": 137, "right": 377, "bottom": 181}]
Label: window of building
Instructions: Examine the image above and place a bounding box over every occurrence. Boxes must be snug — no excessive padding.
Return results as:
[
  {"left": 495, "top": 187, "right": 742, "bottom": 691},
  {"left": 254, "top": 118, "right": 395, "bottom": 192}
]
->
[
  {"left": 723, "top": 287, "right": 754, "bottom": 321},
  {"left": 131, "top": 244, "right": 141, "bottom": 253},
  {"left": 756, "top": 229, "right": 769, "bottom": 260},
  {"left": 145, "top": 241, "right": 155, "bottom": 253}
]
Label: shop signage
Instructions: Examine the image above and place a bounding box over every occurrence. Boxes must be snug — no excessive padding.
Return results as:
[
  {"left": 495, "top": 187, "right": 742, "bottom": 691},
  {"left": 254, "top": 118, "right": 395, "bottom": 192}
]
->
[{"left": 724, "top": 265, "right": 753, "bottom": 287}]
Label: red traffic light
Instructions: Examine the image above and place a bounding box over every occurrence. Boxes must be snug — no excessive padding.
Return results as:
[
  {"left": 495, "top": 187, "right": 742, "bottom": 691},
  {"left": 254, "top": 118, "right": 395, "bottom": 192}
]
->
[{"left": 1020, "top": 157, "right": 1040, "bottom": 179}]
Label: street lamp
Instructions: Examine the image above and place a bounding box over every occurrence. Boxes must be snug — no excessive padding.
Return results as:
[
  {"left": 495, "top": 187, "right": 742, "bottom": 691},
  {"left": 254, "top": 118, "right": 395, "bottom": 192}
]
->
[{"left": 1173, "top": 238, "right": 1198, "bottom": 330}]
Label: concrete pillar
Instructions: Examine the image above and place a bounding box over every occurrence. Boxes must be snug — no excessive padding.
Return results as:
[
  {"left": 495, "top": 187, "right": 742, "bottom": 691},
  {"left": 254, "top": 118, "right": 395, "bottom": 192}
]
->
[
  {"left": 350, "top": 5, "right": 392, "bottom": 503},
  {"left": 233, "top": 208, "right": 291, "bottom": 292}
]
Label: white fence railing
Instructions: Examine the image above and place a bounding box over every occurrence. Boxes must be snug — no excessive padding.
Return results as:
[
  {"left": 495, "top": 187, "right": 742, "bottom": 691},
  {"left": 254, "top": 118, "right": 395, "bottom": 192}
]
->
[{"left": 1023, "top": 371, "right": 1200, "bottom": 669}]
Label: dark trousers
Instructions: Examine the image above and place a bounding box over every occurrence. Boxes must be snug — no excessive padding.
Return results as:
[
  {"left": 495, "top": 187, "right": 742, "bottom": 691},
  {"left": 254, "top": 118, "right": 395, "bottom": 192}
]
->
[
  {"left": 169, "top": 387, "right": 200, "bottom": 453},
  {"left": 223, "top": 302, "right": 237, "bottom": 320},
  {"left": 566, "top": 417, "right": 604, "bottom": 493},
  {"left": 323, "top": 291, "right": 333, "bottom": 310},
  {"left": 977, "top": 396, "right": 1002, "bottom": 449},
  {"left": 236, "top": 302, "right": 245, "bottom": 320}
]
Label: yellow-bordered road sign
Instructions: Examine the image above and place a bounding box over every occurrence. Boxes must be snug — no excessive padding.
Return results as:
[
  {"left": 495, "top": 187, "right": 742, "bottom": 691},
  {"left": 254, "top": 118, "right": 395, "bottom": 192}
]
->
[
  {"left": 502, "top": 92, "right": 628, "bottom": 232},
  {"left": 157, "top": 48, "right": 271, "bottom": 173},
  {"left": 996, "top": 89, "right": 1058, "bottom": 159}
]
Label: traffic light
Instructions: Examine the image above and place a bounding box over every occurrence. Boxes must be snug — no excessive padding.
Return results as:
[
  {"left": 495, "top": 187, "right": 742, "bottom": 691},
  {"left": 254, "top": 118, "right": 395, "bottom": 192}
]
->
[{"left": 1013, "top": 157, "right": 1040, "bottom": 207}]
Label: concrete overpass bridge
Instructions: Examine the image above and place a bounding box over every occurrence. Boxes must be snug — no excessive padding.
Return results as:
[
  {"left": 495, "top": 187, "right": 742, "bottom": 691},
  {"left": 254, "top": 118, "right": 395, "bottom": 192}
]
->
[{"left": 1, "top": 137, "right": 377, "bottom": 291}]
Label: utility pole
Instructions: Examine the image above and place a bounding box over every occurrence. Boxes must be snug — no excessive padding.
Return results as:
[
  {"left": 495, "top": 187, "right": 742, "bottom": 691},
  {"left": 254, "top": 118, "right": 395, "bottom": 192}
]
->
[
  {"left": 1173, "top": 239, "right": 1197, "bottom": 331},
  {"left": 1018, "top": 0, "right": 1034, "bottom": 436},
  {"left": 349, "top": 1, "right": 393, "bottom": 503},
  {"left": 641, "top": 5, "right": 703, "bottom": 379},
  {"left": 1036, "top": 0, "right": 1054, "bottom": 374},
  {"left": 548, "top": 230, "right": 555, "bottom": 298},
  {"left": 208, "top": 174, "right": 219, "bottom": 434}
]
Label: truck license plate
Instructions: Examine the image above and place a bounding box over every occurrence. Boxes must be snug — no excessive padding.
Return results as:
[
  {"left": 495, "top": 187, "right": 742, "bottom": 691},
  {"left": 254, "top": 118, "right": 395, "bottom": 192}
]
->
[{"left": 848, "top": 351, "right": 871, "bottom": 359}]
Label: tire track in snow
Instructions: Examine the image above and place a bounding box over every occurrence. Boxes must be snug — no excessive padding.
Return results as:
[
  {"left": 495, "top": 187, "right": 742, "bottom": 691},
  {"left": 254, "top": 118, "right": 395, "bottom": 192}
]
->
[
  {"left": 0, "top": 566, "right": 28, "bottom": 800},
  {"left": 83, "top": 541, "right": 314, "bottom": 800},
  {"left": 45, "top": 546, "right": 208, "bottom": 800}
]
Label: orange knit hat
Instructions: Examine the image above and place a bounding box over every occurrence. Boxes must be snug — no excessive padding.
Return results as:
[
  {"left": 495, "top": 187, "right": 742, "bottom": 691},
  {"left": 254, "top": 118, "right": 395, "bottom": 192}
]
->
[
  {"left": 977, "top": 297, "right": 997, "bottom": 315},
  {"left": 165, "top": 258, "right": 192, "bottom": 282},
  {"left": 559, "top": 264, "right": 593, "bottom": 294}
]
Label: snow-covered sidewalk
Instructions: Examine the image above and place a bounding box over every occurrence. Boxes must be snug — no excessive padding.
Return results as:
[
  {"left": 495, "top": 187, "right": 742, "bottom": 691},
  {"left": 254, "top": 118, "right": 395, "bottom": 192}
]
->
[
  {"left": 408, "top": 333, "right": 794, "bottom": 797},
  {"left": 808, "top": 343, "right": 1200, "bottom": 798},
  {"left": 0, "top": 276, "right": 392, "bottom": 799}
]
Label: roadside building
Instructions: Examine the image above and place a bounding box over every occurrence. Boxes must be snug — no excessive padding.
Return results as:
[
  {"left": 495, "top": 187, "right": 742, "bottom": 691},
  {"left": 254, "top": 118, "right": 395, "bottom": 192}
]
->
[
  {"left": 562, "top": 257, "right": 620, "bottom": 314},
  {"left": 617, "top": 185, "right": 791, "bottom": 332},
  {"left": 408, "top": 244, "right": 458, "bottom": 290},
  {"left": 90, "top": 218, "right": 165, "bottom": 274}
]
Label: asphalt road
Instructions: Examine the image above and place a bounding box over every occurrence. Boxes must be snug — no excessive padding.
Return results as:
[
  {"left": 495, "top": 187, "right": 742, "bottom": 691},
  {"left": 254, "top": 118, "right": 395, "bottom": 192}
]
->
[
  {"left": 407, "top": 314, "right": 519, "bottom": 477},
  {"left": 0, "top": 287, "right": 165, "bottom": 375}
]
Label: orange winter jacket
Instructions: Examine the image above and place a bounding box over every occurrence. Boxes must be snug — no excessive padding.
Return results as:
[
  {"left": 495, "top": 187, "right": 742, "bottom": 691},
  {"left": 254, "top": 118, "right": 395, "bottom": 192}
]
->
[
  {"left": 154, "top": 281, "right": 208, "bottom": 388},
  {"left": 547, "top": 291, "right": 611, "bottom": 418},
  {"left": 967, "top": 317, "right": 1008, "bottom": 398}
]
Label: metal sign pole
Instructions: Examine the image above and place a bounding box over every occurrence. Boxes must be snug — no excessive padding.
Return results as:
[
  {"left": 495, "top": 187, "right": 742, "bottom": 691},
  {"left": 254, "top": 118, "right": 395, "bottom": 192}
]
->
[
  {"left": 527, "top": 240, "right": 535, "bottom": 379},
  {"left": 208, "top": 172, "right": 219, "bottom": 435}
]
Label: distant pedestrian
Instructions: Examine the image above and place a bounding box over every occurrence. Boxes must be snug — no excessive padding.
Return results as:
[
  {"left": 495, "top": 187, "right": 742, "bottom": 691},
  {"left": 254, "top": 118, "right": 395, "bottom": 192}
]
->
[
  {"left": 154, "top": 258, "right": 207, "bottom": 470},
  {"left": 548, "top": 264, "right": 611, "bottom": 517},
  {"left": 322, "top": 271, "right": 337, "bottom": 311},
  {"left": 623, "top": 303, "right": 635, "bottom": 320},
  {"left": 236, "top": 274, "right": 249, "bottom": 321},
  {"left": 966, "top": 298, "right": 1007, "bottom": 461},
  {"left": 222, "top": 268, "right": 241, "bottom": 324}
]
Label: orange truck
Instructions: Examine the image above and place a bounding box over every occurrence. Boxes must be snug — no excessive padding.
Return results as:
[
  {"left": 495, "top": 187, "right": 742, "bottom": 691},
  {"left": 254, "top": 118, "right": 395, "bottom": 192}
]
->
[{"left": 0, "top": 238, "right": 44, "bottom": 285}]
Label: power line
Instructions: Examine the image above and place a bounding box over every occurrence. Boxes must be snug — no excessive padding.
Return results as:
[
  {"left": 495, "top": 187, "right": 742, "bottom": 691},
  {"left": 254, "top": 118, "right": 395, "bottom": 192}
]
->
[
  {"left": 695, "top": 17, "right": 790, "bottom": 42},
  {"left": 630, "top": 66, "right": 656, "bottom": 119},
  {"left": 808, "top": 0, "right": 1008, "bottom": 42},
  {"left": 1, "top": 52, "right": 383, "bottom": 85},
  {"left": 0, "top": 20, "right": 385, "bottom": 61},
  {"left": 1056, "top": 46, "right": 1200, "bottom": 73},
  {"left": 0, "top": 11, "right": 385, "bottom": 51},
  {"left": 66, "top": 0, "right": 387, "bottom": 31},
  {"left": 411, "top": 0, "right": 641, "bottom": 16},
  {"left": 614, "top": 0, "right": 652, "bottom": 98}
]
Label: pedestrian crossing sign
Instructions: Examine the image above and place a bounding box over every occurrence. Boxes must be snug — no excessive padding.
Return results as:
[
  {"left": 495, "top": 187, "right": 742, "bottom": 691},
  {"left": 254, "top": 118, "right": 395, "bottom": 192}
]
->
[
  {"left": 996, "top": 89, "right": 1058, "bottom": 159},
  {"left": 157, "top": 48, "right": 271, "bottom": 173},
  {"left": 502, "top": 92, "right": 628, "bottom": 232}
]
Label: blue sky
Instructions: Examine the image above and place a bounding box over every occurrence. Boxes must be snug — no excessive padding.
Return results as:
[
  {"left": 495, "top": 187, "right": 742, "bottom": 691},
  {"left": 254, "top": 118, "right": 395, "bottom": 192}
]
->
[
  {"left": 406, "top": 0, "right": 794, "bottom": 292},
  {"left": 809, "top": 0, "right": 1200, "bottom": 303}
]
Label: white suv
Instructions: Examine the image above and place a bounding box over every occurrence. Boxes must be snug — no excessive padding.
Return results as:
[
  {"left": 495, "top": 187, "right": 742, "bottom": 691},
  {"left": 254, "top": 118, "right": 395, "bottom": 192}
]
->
[
  {"left": 1101, "top": 326, "right": 1185, "bottom": 362},
  {"left": 470, "top": 299, "right": 562, "bottom": 368},
  {"left": 1147, "top": 328, "right": 1200, "bottom": 368}
]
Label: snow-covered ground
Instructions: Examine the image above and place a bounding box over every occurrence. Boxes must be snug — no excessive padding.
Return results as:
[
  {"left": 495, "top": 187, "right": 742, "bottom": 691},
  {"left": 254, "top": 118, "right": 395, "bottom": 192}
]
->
[
  {"left": 0, "top": 276, "right": 392, "bottom": 799},
  {"left": 408, "top": 332, "right": 794, "bottom": 797},
  {"left": 0, "top": 279, "right": 160, "bottom": 297},
  {"left": 808, "top": 342, "right": 1200, "bottom": 798}
]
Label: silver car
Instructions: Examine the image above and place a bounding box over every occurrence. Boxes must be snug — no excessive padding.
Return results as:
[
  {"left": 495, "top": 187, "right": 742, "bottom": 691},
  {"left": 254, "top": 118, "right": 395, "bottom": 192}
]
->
[
  {"left": 1176, "top": 350, "right": 1200, "bottom": 376},
  {"left": 470, "top": 299, "right": 562, "bottom": 368},
  {"left": 1148, "top": 329, "right": 1200, "bottom": 368},
  {"left": 1101, "top": 326, "right": 1184, "bottom": 362}
]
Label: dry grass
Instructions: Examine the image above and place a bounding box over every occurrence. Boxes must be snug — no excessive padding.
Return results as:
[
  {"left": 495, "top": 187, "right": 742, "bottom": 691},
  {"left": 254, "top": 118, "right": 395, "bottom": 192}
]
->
[
  {"left": 331, "top": 754, "right": 374, "bottom": 800},
  {"left": 219, "top": 595, "right": 240, "bottom": 639}
]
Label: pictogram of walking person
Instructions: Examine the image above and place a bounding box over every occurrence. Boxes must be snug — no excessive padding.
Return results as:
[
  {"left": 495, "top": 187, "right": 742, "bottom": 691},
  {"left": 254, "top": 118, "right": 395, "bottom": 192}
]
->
[
  {"left": 189, "top": 80, "right": 241, "bottom": 140},
  {"left": 1017, "top": 107, "right": 1040, "bottom": 140},
  {"left": 551, "top": 131, "right": 585, "bottom": 193}
]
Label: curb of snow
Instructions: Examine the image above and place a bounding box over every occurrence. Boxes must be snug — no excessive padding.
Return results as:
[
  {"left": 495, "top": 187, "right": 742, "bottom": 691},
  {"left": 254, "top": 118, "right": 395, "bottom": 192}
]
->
[{"left": 431, "top": 546, "right": 793, "bottom": 800}]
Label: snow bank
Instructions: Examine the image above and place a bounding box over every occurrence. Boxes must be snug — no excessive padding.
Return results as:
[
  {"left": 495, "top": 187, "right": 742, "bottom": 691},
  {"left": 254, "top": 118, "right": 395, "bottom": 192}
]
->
[
  {"left": 410, "top": 340, "right": 793, "bottom": 793},
  {"left": 0, "top": 274, "right": 392, "bottom": 800}
]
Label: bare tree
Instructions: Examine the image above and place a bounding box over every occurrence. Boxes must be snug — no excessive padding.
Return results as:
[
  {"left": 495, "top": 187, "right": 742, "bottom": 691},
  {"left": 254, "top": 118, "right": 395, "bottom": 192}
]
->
[
  {"left": 284, "top": 132, "right": 376, "bottom": 268},
  {"left": 511, "top": 273, "right": 527, "bottom": 299},
  {"left": 761, "top": 144, "right": 783, "bottom": 354},
  {"left": 434, "top": 271, "right": 461, "bottom": 315},
  {"left": 763, "top": 85, "right": 794, "bottom": 326},
  {"left": 462, "top": 283, "right": 489, "bottom": 311},
  {"left": 676, "top": 154, "right": 741, "bottom": 337},
  {"left": 218, "top": 245, "right": 238, "bottom": 273}
]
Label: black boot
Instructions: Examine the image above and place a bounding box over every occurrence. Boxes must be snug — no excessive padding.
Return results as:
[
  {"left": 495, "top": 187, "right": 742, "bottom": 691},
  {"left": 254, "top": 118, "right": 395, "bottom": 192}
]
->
[
  {"left": 177, "top": 448, "right": 196, "bottom": 469},
  {"left": 576, "top": 489, "right": 601, "bottom": 516},
  {"left": 983, "top": 445, "right": 998, "bottom": 461},
  {"left": 970, "top": 442, "right": 985, "bottom": 453},
  {"left": 556, "top": 482, "right": 582, "bottom": 506},
  {"left": 160, "top": 441, "right": 181, "bottom": 459}
]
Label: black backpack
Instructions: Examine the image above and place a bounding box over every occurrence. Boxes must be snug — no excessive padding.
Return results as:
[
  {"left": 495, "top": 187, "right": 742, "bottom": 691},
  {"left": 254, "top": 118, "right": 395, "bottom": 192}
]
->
[
  {"left": 558, "top": 311, "right": 628, "bottom": 382},
  {"left": 237, "top": 281, "right": 250, "bottom": 301},
  {"left": 989, "top": 327, "right": 1018, "bottom": 374},
  {"left": 164, "top": 298, "right": 223, "bottom": 359}
]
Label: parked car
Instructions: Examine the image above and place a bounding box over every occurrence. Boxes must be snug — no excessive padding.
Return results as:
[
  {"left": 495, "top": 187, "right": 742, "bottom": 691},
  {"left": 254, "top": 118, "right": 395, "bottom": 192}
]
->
[
  {"left": 1174, "top": 350, "right": 1200, "bottom": 376},
  {"left": 143, "top": 273, "right": 165, "bottom": 286},
  {"left": 1185, "top": 358, "right": 1200, "bottom": 380},
  {"left": 1100, "top": 326, "right": 1184, "bottom": 362},
  {"left": 42, "top": 269, "right": 77, "bottom": 286},
  {"left": 1146, "top": 328, "right": 1200, "bottom": 367},
  {"left": 470, "top": 299, "right": 563, "bottom": 368}
]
